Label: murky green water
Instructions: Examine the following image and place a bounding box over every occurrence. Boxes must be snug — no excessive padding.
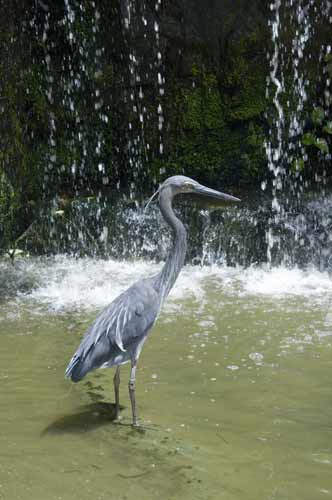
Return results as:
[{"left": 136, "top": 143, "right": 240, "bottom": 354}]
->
[{"left": 0, "top": 258, "right": 332, "bottom": 500}]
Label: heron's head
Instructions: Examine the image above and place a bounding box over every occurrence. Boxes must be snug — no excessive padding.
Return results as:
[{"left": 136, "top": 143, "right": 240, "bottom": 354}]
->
[{"left": 145, "top": 175, "right": 240, "bottom": 210}]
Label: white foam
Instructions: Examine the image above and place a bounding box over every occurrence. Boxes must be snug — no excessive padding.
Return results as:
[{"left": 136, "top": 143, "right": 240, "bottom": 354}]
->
[
  {"left": 14, "top": 256, "right": 332, "bottom": 313},
  {"left": 27, "top": 256, "right": 160, "bottom": 312},
  {"left": 236, "top": 266, "right": 332, "bottom": 297},
  {"left": 174, "top": 265, "right": 332, "bottom": 302}
]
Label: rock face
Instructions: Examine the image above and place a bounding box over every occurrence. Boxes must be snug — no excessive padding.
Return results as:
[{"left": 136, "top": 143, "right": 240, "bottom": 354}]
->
[
  {"left": 0, "top": 1, "right": 269, "bottom": 197},
  {"left": 156, "top": 0, "right": 270, "bottom": 186},
  {"left": 0, "top": 0, "right": 331, "bottom": 252},
  {"left": 115, "top": 0, "right": 271, "bottom": 189}
]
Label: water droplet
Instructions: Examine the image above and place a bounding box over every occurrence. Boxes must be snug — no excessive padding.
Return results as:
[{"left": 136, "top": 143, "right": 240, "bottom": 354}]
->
[
  {"left": 227, "top": 365, "right": 239, "bottom": 371},
  {"left": 248, "top": 352, "right": 264, "bottom": 364}
]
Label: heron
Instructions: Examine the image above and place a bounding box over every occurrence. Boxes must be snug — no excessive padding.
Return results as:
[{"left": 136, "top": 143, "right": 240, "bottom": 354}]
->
[{"left": 65, "top": 175, "right": 239, "bottom": 427}]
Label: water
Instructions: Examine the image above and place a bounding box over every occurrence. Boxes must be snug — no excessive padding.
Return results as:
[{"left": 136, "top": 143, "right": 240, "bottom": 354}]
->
[
  {"left": 2, "top": 2, "right": 332, "bottom": 498},
  {"left": 1, "top": 257, "right": 332, "bottom": 499},
  {"left": 121, "top": 0, "right": 165, "bottom": 188},
  {"left": 265, "top": 0, "right": 332, "bottom": 263},
  {"left": 20, "top": 190, "right": 332, "bottom": 270}
]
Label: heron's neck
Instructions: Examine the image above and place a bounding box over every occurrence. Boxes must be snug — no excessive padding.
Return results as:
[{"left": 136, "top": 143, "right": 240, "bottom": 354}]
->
[{"left": 156, "top": 191, "right": 187, "bottom": 300}]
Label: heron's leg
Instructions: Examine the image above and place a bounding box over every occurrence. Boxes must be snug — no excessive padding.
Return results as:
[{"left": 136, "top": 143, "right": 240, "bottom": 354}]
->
[
  {"left": 128, "top": 360, "right": 138, "bottom": 427},
  {"left": 113, "top": 366, "right": 120, "bottom": 421}
]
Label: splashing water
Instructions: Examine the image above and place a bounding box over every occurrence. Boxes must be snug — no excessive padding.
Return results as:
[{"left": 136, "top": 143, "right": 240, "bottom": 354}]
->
[{"left": 0, "top": 255, "right": 330, "bottom": 315}]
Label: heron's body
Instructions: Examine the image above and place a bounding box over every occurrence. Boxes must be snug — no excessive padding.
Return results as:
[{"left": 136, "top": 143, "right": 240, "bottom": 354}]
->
[
  {"left": 66, "top": 278, "right": 160, "bottom": 380},
  {"left": 65, "top": 175, "right": 239, "bottom": 426}
]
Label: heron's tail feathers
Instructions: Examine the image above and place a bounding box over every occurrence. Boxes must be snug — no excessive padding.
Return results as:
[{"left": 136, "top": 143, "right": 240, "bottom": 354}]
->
[
  {"left": 65, "top": 336, "right": 110, "bottom": 382},
  {"left": 65, "top": 353, "right": 88, "bottom": 382},
  {"left": 65, "top": 342, "right": 94, "bottom": 382}
]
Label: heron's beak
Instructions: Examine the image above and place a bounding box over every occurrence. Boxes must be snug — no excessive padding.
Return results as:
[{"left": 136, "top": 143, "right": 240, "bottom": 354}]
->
[{"left": 193, "top": 184, "right": 240, "bottom": 206}]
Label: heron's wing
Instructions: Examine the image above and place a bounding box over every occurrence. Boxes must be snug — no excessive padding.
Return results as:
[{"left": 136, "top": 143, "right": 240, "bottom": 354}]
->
[
  {"left": 86, "top": 279, "right": 160, "bottom": 353},
  {"left": 65, "top": 279, "right": 161, "bottom": 381}
]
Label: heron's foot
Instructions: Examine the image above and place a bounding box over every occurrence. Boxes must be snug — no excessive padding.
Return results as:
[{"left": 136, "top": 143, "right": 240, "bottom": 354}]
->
[
  {"left": 131, "top": 420, "right": 161, "bottom": 433},
  {"left": 132, "top": 417, "right": 139, "bottom": 428},
  {"left": 112, "top": 414, "right": 123, "bottom": 425},
  {"left": 131, "top": 421, "right": 146, "bottom": 434}
]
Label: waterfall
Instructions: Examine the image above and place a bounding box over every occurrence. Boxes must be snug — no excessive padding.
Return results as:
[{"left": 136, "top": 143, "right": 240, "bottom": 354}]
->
[
  {"left": 264, "top": 0, "right": 332, "bottom": 266},
  {"left": 120, "top": 0, "right": 165, "bottom": 196},
  {"left": 1, "top": 1, "right": 332, "bottom": 270}
]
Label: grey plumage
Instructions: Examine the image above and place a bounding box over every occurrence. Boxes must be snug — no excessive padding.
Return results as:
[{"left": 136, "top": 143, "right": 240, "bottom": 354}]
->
[
  {"left": 65, "top": 175, "right": 239, "bottom": 426},
  {"left": 65, "top": 279, "right": 160, "bottom": 382}
]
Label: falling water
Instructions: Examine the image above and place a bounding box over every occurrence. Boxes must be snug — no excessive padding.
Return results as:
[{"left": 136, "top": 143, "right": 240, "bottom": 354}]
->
[
  {"left": 121, "top": 0, "right": 165, "bottom": 195},
  {"left": 265, "top": 0, "right": 332, "bottom": 266},
  {"left": 265, "top": 0, "right": 284, "bottom": 263}
]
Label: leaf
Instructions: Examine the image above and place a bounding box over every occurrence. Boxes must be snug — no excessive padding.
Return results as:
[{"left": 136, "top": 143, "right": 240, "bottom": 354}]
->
[
  {"left": 311, "top": 107, "right": 325, "bottom": 125},
  {"left": 292, "top": 159, "right": 305, "bottom": 172},
  {"left": 323, "top": 121, "right": 332, "bottom": 135},
  {"left": 315, "top": 138, "right": 329, "bottom": 154},
  {"left": 302, "top": 133, "right": 316, "bottom": 146}
]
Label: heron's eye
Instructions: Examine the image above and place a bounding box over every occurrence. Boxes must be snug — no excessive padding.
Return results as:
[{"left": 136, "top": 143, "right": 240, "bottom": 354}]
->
[{"left": 183, "top": 182, "right": 194, "bottom": 191}]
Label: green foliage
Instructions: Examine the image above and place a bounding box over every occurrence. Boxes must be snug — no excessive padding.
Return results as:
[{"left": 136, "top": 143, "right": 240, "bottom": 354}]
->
[
  {"left": 181, "top": 69, "right": 224, "bottom": 130},
  {"left": 220, "top": 34, "right": 267, "bottom": 123},
  {"left": 3, "top": 0, "right": 317, "bottom": 253},
  {"left": 160, "top": 29, "right": 268, "bottom": 187},
  {"left": 301, "top": 47, "right": 332, "bottom": 163},
  {"left": 302, "top": 132, "right": 329, "bottom": 155},
  {"left": 291, "top": 158, "right": 305, "bottom": 172},
  {"left": 302, "top": 103, "right": 331, "bottom": 159},
  {"left": 0, "top": 172, "right": 16, "bottom": 251},
  {"left": 323, "top": 121, "right": 332, "bottom": 135},
  {"left": 312, "top": 107, "right": 325, "bottom": 125},
  {"left": 315, "top": 138, "right": 329, "bottom": 154},
  {"left": 302, "top": 133, "right": 316, "bottom": 146},
  {"left": 325, "top": 55, "right": 332, "bottom": 78}
]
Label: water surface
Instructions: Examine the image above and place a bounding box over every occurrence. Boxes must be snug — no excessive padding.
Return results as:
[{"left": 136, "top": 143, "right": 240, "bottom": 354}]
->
[{"left": 0, "top": 257, "right": 332, "bottom": 500}]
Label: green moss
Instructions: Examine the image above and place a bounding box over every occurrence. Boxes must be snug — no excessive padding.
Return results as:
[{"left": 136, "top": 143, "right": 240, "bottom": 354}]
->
[
  {"left": 181, "top": 69, "right": 224, "bottom": 130},
  {"left": 160, "top": 35, "right": 267, "bottom": 187},
  {"left": 220, "top": 34, "right": 267, "bottom": 123},
  {"left": 312, "top": 107, "right": 325, "bottom": 125}
]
